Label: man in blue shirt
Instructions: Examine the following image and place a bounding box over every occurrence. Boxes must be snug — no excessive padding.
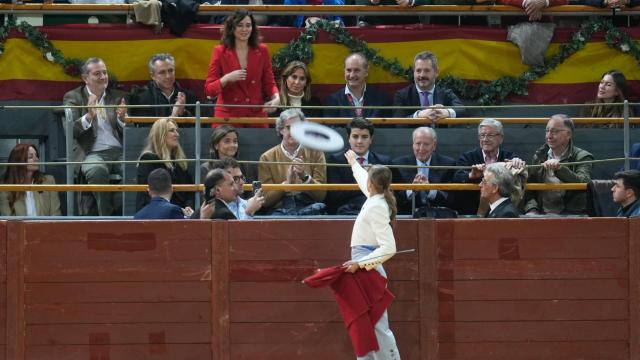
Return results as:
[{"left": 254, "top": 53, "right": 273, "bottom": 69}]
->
[
  {"left": 209, "top": 157, "right": 264, "bottom": 219},
  {"left": 134, "top": 168, "right": 185, "bottom": 219},
  {"left": 612, "top": 170, "right": 640, "bottom": 218}
]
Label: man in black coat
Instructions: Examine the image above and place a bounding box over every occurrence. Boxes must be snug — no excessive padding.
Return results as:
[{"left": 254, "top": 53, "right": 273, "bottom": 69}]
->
[
  {"left": 324, "top": 53, "right": 392, "bottom": 119},
  {"left": 129, "top": 53, "right": 198, "bottom": 118},
  {"left": 326, "top": 118, "right": 391, "bottom": 214},
  {"left": 480, "top": 163, "right": 520, "bottom": 218},
  {"left": 453, "top": 118, "right": 525, "bottom": 215},
  {"left": 392, "top": 51, "right": 464, "bottom": 125},
  {"left": 192, "top": 169, "right": 237, "bottom": 220},
  {"left": 392, "top": 127, "right": 456, "bottom": 215}
]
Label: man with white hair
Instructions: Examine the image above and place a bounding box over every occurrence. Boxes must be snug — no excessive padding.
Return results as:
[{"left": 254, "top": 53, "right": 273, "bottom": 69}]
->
[
  {"left": 453, "top": 118, "right": 525, "bottom": 215},
  {"left": 392, "top": 126, "right": 456, "bottom": 214},
  {"left": 258, "top": 109, "right": 327, "bottom": 215},
  {"left": 480, "top": 163, "right": 520, "bottom": 218}
]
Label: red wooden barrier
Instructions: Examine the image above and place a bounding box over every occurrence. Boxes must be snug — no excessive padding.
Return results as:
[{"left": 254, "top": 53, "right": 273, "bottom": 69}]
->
[{"left": 0, "top": 218, "right": 637, "bottom": 359}]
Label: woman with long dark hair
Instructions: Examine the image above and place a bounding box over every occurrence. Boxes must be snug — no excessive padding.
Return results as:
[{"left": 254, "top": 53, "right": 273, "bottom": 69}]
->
[
  {"left": 342, "top": 149, "right": 400, "bottom": 359},
  {"left": 0, "top": 143, "right": 61, "bottom": 216},
  {"left": 582, "top": 70, "right": 634, "bottom": 118},
  {"left": 204, "top": 9, "right": 279, "bottom": 127}
]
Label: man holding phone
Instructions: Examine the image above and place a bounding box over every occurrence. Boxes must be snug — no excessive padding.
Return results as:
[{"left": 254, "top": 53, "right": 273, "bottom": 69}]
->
[{"left": 201, "top": 157, "right": 265, "bottom": 219}]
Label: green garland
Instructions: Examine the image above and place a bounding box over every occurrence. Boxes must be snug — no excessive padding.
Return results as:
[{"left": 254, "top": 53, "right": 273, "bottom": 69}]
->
[
  {"left": 0, "top": 15, "right": 638, "bottom": 103},
  {"left": 273, "top": 17, "right": 640, "bottom": 105},
  {"left": 0, "top": 15, "right": 84, "bottom": 76}
]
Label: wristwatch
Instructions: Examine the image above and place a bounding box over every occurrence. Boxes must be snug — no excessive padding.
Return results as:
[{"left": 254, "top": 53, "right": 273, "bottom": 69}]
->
[{"left": 302, "top": 174, "right": 311, "bottom": 183}]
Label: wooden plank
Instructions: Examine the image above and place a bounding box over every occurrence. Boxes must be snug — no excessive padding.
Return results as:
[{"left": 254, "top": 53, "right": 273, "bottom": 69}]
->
[
  {"left": 25, "top": 282, "right": 210, "bottom": 304},
  {"left": 0, "top": 221, "right": 6, "bottom": 350},
  {"left": 629, "top": 218, "right": 640, "bottom": 359},
  {"left": 230, "top": 259, "right": 419, "bottom": 282},
  {"left": 229, "top": 322, "right": 418, "bottom": 344},
  {"left": 25, "top": 262, "right": 212, "bottom": 282},
  {"left": 439, "top": 259, "right": 628, "bottom": 280},
  {"left": 439, "top": 341, "right": 628, "bottom": 359},
  {"left": 229, "top": 301, "right": 419, "bottom": 323},
  {"left": 230, "top": 281, "right": 418, "bottom": 302},
  {"left": 25, "top": 302, "right": 210, "bottom": 324},
  {"left": 442, "top": 236, "right": 628, "bottom": 260},
  {"left": 439, "top": 320, "right": 628, "bottom": 342},
  {"left": 26, "top": 323, "right": 211, "bottom": 345},
  {"left": 6, "top": 221, "right": 25, "bottom": 360},
  {"left": 25, "top": 344, "right": 211, "bottom": 360},
  {"left": 420, "top": 219, "right": 438, "bottom": 360},
  {"left": 437, "top": 218, "right": 627, "bottom": 260},
  {"left": 212, "top": 221, "right": 230, "bottom": 360},
  {"left": 438, "top": 279, "right": 628, "bottom": 301},
  {"left": 230, "top": 343, "right": 355, "bottom": 360},
  {"left": 439, "top": 300, "right": 628, "bottom": 321}
]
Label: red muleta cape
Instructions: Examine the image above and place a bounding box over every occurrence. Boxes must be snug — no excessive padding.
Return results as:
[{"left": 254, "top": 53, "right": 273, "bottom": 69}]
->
[{"left": 303, "top": 265, "right": 394, "bottom": 357}]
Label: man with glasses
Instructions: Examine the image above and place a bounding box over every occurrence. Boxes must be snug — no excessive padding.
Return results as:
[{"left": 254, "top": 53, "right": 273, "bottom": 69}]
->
[
  {"left": 209, "top": 157, "right": 265, "bottom": 219},
  {"left": 524, "top": 114, "right": 594, "bottom": 215},
  {"left": 453, "top": 118, "right": 525, "bottom": 215}
]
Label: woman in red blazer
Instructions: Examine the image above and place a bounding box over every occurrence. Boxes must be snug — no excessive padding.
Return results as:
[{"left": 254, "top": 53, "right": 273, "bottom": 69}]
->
[{"left": 205, "top": 10, "right": 280, "bottom": 128}]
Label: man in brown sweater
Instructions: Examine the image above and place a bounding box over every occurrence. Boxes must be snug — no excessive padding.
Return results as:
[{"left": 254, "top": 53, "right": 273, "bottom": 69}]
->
[{"left": 258, "top": 109, "right": 327, "bottom": 215}]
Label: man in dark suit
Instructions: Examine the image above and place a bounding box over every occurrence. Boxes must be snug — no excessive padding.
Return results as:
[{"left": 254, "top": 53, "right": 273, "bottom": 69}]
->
[
  {"left": 480, "top": 163, "right": 520, "bottom": 218},
  {"left": 324, "top": 53, "right": 392, "bottom": 119},
  {"left": 63, "top": 57, "right": 128, "bottom": 216},
  {"left": 134, "top": 168, "right": 186, "bottom": 220},
  {"left": 392, "top": 127, "right": 456, "bottom": 215},
  {"left": 453, "top": 118, "right": 525, "bottom": 215},
  {"left": 129, "top": 53, "right": 198, "bottom": 118},
  {"left": 326, "top": 117, "right": 391, "bottom": 214},
  {"left": 392, "top": 51, "right": 465, "bottom": 125},
  {"left": 193, "top": 169, "right": 238, "bottom": 220}
]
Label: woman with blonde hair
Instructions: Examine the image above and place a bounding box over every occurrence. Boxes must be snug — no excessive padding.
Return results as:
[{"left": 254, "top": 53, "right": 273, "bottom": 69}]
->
[
  {"left": 136, "top": 118, "right": 194, "bottom": 213},
  {"left": 343, "top": 149, "right": 401, "bottom": 360},
  {"left": 0, "top": 143, "right": 61, "bottom": 216},
  {"left": 277, "top": 61, "right": 321, "bottom": 118}
]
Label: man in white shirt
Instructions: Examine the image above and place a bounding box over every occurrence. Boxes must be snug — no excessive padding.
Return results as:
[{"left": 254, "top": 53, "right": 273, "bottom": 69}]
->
[
  {"left": 209, "top": 157, "right": 264, "bottom": 219},
  {"left": 63, "top": 57, "right": 127, "bottom": 216},
  {"left": 480, "top": 163, "right": 520, "bottom": 218}
]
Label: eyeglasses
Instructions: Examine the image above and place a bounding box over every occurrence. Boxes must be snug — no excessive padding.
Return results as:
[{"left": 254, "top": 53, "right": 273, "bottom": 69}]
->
[
  {"left": 232, "top": 175, "right": 246, "bottom": 183},
  {"left": 480, "top": 178, "right": 495, "bottom": 186},
  {"left": 478, "top": 133, "right": 500, "bottom": 140},
  {"left": 545, "top": 128, "right": 568, "bottom": 135}
]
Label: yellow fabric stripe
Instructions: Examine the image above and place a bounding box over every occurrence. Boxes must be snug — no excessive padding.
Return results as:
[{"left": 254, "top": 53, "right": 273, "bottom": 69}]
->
[{"left": 1, "top": 37, "right": 638, "bottom": 84}]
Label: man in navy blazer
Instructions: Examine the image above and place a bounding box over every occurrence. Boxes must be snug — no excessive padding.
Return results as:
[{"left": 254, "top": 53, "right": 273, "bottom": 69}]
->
[
  {"left": 480, "top": 163, "right": 520, "bottom": 218},
  {"left": 324, "top": 53, "right": 392, "bottom": 119},
  {"left": 134, "top": 168, "right": 185, "bottom": 219},
  {"left": 326, "top": 118, "right": 391, "bottom": 214},
  {"left": 453, "top": 118, "right": 525, "bottom": 215},
  {"left": 392, "top": 51, "right": 465, "bottom": 125},
  {"left": 392, "top": 127, "right": 456, "bottom": 215}
]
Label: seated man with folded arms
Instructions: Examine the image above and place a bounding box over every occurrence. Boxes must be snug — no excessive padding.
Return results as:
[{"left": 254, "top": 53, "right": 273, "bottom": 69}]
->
[
  {"left": 480, "top": 163, "right": 521, "bottom": 218},
  {"left": 134, "top": 168, "right": 185, "bottom": 220},
  {"left": 393, "top": 51, "right": 464, "bottom": 126},
  {"left": 611, "top": 170, "right": 640, "bottom": 218},
  {"left": 209, "top": 157, "right": 265, "bottom": 219},
  {"left": 324, "top": 53, "right": 392, "bottom": 119},
  {"left": 258, "top": 109, "right": 327, "bottom": 216},
  {"left": 524, "top": 114, "right": 594, "bottom": 215},
  {"left": 326, "top": 117, "right": 390, "bottom": 215},
  {"left": 129, "top": 53, "right": 198, "bottom": 118},
  {"left": 392, "top": 127, "right": 456, "bottom": 215},
  {"left": 453, "top": 118, "right": 526, "bottom": 215},
  {"left": 63, "top": 57, "right": 127, "bottom": 216}
]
